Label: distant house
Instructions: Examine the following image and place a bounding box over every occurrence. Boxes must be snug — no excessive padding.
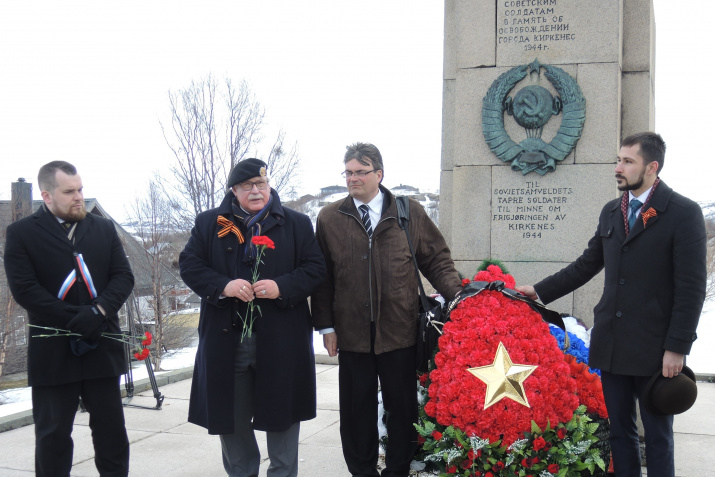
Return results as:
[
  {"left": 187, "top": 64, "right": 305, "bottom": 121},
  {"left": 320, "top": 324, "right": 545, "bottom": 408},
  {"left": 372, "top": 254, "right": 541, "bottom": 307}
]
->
[
  {"left": 391, "top": 184, "right": 420, "bottom": 195},
  {"left": 320, "top": 185, "right": 347, "bottom": 197}
]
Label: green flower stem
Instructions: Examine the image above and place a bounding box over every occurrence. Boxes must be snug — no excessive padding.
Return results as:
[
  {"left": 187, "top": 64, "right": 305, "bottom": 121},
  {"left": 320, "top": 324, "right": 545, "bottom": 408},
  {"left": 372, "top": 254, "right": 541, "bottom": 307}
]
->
[
  {"left": 27, "top": 324, "right": 80, "bottom": 337},
  {"left": 238, "top": 244, "right": 267, "bottom": 343}
]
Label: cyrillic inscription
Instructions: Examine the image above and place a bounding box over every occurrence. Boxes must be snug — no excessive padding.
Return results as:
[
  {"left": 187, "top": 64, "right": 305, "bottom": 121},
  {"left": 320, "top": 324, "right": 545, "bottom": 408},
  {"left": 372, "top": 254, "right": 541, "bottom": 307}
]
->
[{"left": 498, "top": 1, "right": 574, "bottom": 52}]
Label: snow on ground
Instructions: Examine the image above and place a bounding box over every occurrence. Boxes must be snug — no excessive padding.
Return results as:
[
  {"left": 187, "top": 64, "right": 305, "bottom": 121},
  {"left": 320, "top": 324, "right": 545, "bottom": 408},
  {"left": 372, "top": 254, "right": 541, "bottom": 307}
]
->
[
  {"left": 0, "top": 333, "right": 327, "bottom": 417},
  {"left": 2, "top": 309, "right": 713, "bottom": 418},
  {"left": 0, "top": 347, "right": 199, "bottom": 418}
]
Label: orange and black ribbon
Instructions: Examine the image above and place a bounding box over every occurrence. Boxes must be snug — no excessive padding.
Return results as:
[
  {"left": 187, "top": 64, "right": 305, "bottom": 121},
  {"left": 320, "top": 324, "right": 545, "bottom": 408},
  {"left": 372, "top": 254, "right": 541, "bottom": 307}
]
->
[
  {"left": 217, "top": 216, "right": 244, "bottom": 243},
  {"left": 642, "top": 207, "right": 657, "bottom": 227}
]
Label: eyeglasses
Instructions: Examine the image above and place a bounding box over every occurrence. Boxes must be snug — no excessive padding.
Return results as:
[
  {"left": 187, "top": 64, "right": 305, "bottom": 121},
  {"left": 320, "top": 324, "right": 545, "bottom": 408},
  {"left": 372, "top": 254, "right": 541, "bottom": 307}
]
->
[
  {"left": 236, "top": 180, "right": 269, "bottom": 191},
  {"left": 342, "top": 170, "right": 376, "bottom": 179}
]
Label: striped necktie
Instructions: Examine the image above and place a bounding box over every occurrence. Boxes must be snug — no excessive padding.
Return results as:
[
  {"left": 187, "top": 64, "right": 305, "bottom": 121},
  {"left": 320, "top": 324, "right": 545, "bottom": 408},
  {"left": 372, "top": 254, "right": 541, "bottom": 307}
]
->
[{"left": 359, "top": 204, "right": 373, "bottom": 239}]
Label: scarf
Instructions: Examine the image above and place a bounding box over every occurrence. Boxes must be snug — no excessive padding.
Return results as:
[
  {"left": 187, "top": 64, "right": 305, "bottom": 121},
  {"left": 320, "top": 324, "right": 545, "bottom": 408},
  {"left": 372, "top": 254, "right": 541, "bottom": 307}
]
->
[
  {"left": 621, "top": 177, "right": 660, "bottom": 235},
  {"left": 232, "top": 193, "right": 274, "bottom": 265}
]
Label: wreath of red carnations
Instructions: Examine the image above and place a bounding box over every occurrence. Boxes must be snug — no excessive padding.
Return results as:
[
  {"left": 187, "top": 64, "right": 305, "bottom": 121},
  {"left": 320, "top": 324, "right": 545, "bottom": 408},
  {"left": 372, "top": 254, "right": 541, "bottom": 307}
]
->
[{"left": 424, "top": 265, "right": 579, "bottom": 446}]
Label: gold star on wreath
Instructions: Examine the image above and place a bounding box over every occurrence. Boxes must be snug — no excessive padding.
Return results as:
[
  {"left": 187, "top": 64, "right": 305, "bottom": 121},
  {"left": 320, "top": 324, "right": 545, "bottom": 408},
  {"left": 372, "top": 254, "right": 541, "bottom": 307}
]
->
[{"left": 468, "top": 342, "right": 538, "bottom": 410}]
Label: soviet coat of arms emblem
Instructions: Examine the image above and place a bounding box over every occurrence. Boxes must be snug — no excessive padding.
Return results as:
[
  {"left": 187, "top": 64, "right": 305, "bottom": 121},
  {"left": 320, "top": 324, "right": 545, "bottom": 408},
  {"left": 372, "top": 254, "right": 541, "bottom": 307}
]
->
[{"left": 482, "top": 59, "right": 585, "bottom": 175}]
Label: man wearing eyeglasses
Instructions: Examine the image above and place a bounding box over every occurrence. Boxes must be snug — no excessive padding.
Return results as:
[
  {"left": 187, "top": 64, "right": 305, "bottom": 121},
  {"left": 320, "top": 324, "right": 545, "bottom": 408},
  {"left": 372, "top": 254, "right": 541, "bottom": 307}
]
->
[
  {"left": 179, "top": 158, "right": 326, "bottom": 477},
  {"left": 311, "top": 143, "right": 462, "bottom": 477}
]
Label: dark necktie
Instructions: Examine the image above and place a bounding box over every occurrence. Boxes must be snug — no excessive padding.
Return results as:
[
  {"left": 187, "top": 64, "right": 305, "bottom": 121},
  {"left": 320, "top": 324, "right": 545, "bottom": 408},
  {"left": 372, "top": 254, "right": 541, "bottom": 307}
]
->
[
  {"left": 628, "top": 199, "right": 642, "bottom": 230},
  {"left": 359, "top": 204, "right": 373, "bottom": 239}
]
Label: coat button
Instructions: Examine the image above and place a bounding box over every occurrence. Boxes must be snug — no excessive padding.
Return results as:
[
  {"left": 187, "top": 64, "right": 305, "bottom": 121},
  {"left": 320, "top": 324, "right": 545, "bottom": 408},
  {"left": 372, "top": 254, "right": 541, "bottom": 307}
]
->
[
  {"left": 619, "top": 279, "right": 625, "bottom": 285},
  {"left": 365, "top": 302, "right": 369, "bottom": 307},
  {"left": 362, "top": 254, "right": 368, "bottom": 260},
  {"left": 616, "top": 311, "right": 622, "bottom": 317},
  {"left": 222, "top": 329, "right": 229, "bottom": 333},
  {"left": 623, "top": 246, "right": 629, "bottom": 251},
  {"left": 227, "top": 247, "right": 233, "bottom": 253}
]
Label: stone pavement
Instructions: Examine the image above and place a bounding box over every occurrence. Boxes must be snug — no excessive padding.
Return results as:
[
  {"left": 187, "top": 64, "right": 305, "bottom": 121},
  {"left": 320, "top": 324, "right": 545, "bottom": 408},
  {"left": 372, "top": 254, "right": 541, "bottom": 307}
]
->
[{"left": 0, "top": 364, "right": 713, "bottom": 476}]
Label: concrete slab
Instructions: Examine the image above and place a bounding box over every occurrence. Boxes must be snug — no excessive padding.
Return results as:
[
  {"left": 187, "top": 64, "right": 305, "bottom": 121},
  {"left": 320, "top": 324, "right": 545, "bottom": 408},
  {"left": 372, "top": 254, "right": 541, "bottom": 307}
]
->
[
  {"left": 0, "top": 423, "right": 35, "bottom": 472},
  {"left": 673, "top": 382, "right": 715, "bottom": 436}
]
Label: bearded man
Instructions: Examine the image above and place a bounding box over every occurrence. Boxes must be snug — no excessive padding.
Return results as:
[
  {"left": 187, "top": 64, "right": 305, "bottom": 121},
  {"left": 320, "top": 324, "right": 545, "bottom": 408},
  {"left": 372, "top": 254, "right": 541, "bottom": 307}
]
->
[
  {"left": 516, "top": 133, "right": 707, "bottom": 477},
  {"left": 4, "top": 161, "right": 135, "bottom": 476}
]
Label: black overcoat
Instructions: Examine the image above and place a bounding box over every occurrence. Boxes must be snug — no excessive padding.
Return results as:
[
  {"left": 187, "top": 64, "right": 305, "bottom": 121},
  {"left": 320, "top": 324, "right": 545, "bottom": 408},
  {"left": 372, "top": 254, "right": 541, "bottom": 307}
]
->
[
  {"left": 3, "top": 205, "right": 134, "bottom": 386},
  {"left": 535, "top": 182, "right": 707, "bottom": 376},
  {"left": 179, "top": 190, "right": 326, "bottom": 434}
]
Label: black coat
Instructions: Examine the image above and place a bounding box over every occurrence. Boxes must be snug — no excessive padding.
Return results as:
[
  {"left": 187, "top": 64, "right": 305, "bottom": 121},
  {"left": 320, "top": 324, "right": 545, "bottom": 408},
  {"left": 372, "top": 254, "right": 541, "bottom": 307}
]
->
[
  {"left": 4, "top": 205, "right": 135, "bottom": 386},
  {"left": 179, "top": 190, "right": 326, "bottom": 434},
  {"left": 535, "top": 182, "right": 707, "bottom": 376}
]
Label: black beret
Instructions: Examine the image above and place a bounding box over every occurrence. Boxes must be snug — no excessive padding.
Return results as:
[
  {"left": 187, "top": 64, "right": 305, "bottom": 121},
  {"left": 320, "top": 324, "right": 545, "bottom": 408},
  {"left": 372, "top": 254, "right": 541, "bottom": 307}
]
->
[{"left": 227, "top": 158, "right": 268, "bottom": 188}]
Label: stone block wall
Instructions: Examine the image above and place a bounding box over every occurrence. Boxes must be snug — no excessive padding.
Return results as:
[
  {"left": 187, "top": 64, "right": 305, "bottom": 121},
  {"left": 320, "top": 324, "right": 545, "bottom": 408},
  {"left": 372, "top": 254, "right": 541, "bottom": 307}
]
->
[{"left": 440, "top": 0, "right": 655, "bottom": 324}]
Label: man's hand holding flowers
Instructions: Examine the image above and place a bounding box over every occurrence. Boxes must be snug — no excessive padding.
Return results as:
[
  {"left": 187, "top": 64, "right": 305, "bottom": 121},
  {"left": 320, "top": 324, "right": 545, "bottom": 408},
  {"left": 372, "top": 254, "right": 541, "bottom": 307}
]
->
[
  {"left": 252, "top": 279, "right": 279, "bottom": 300},
  {"left": 223, "top": 278, "right": 256, "bottom": 302}
]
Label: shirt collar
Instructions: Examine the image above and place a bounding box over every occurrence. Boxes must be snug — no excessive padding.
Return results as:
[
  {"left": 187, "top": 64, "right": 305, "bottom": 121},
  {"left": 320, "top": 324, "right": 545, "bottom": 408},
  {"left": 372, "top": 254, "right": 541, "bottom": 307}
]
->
[
  {"left": 629, "top": 187, "right": 652, "bottom": 204},
  {"left": 353, "top": 190, "right": 384, "bottom": 216}
]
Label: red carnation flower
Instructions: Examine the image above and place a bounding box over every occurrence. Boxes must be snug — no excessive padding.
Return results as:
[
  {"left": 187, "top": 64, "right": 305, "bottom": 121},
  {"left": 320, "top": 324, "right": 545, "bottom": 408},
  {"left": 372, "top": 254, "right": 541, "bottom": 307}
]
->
[
  {"left": 467, "top": 448, "right": 481, "bottom": 460},
  {"left": 557, "top": 427, "right": 568, "bottom": 439},
  {"left": 134, "top": 348, "right": 150, "bottom": 360},
  {"left": 142, "top": 331, "right": 152, "bottom": 346},
  {"left": 548, "top": 463, "right": 559, "bottom": 473},
  {"left": 462, "top": 278, "right": 471, "bottom": 286},
  {"left": 461, "top": 460, "right": 472, "bottom": 469},
  {"left": 532, "top": 436, "right": 546, "bottom": 451},
  {"left": 431, "top": 430, "right": 443, "bottom": 440},
  {"left": 417, "top": 434, "right": 426, "bottom": 445},
  {"left": 446, "top": 465, "right": 457, "bottom": 473},
  {"left": 251, "top": 235, "right": 275, "bottom": 249}
]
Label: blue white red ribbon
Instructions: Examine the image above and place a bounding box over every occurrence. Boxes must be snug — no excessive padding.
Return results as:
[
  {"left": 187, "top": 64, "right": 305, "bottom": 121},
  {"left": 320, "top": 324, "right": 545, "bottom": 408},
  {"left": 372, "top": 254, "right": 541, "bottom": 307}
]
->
[{"left": 57, "top": 254, "right": 97, "bottom": 300}]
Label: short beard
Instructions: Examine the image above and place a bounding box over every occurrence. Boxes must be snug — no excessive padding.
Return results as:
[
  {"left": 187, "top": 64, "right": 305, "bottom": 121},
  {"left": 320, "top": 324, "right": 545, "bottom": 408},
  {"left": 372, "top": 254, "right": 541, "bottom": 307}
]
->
[
  {"left": 616, "top": 169, "right": 645, "bottom": 192},
  {"left": 56, "top": 206, "right": 87, "bottom": 222}
]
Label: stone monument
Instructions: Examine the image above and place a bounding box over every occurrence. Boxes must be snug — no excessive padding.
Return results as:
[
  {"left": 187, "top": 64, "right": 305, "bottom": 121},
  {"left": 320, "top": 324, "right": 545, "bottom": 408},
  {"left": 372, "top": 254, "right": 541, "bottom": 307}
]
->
[{"left": 440, "top": 0, "right": 655, "bottom": 325}]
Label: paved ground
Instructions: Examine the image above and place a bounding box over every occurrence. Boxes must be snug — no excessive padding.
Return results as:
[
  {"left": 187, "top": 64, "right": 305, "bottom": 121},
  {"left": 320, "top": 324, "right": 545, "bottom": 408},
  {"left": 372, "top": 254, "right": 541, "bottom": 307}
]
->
[{"left": 0, "top": 364, "right": 713, "bottom": 476}]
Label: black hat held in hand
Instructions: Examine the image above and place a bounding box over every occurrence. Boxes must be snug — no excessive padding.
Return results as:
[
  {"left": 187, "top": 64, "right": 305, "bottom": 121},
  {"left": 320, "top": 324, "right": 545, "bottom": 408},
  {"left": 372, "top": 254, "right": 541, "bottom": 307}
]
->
[{"left": 643, "top": 365, "right": 698, "bottom": 416}]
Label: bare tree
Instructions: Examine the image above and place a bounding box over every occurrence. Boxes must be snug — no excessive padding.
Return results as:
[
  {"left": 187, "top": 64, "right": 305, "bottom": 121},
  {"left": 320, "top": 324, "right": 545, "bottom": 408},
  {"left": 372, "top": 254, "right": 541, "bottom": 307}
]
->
[
  {"left": 265, "top": 130, "right": 300, "bottom": 200},
  {"left": 160, "top": 75, "right": 301, "bottom": 229},
  {"left": 126, "top": 180, "right": 190, "bottom": 371}
]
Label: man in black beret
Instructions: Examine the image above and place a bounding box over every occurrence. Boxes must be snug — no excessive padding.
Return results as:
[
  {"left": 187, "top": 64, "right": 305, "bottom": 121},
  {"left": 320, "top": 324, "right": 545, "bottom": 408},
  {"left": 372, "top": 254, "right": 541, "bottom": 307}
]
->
[{"left": 180, "top": 158, "right": 326, "bottom": 477}]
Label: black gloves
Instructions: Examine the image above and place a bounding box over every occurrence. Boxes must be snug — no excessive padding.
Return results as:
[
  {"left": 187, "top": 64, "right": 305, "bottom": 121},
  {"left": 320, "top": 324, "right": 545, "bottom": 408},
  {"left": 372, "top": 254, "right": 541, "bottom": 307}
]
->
[{"left": 67, "top": 305, "right": 105, "bottom": 341}]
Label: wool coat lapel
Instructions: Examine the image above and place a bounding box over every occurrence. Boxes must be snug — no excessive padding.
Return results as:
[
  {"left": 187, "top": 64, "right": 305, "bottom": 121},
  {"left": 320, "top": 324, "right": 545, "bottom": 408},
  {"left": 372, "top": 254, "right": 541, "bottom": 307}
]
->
[
  {"left": 623, "top": 184, "right": 671, "bottom": 244},
  {"left": 34, "top": 205, "right": 75, "bottom": 247}
]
